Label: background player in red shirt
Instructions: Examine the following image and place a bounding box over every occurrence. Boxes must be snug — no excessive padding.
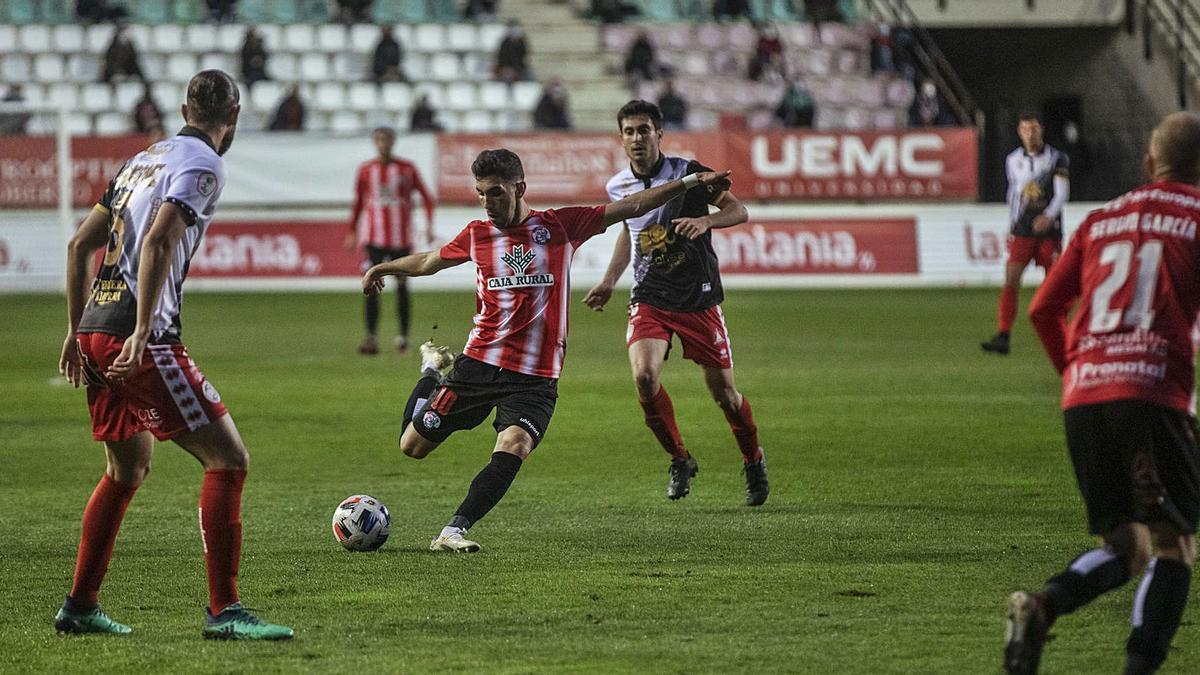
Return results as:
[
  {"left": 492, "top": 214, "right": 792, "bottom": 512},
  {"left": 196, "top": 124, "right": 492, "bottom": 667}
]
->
[
  {"left": 583, "top": 100, "right": 767, "bottom": 506},
  {"left": 1004, "top": 112, "right": 1200, "bottom": 675},
  {"left": 55, "top": 70, "right": 291, "bottom": 640},
  {"left": 361, "top": 149, "right": 731, "bottom": 552},
  {"left": 344, "top": 126, "right": 435, "bottom": 355}
]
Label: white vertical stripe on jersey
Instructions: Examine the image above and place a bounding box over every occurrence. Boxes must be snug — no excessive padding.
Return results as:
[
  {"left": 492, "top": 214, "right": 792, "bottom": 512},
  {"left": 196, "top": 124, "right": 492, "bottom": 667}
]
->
[
  {"left": 716, "top": 304, "right": 733, "bottom": 368},
  {"left": 370, "top": 163, "right": 384, "bottom": 246},
  {"left": 388, "top": 163, "right": 402, "bottom": 248},
  {"left": 550, "top": 240, "right": 574, "bottom": 377},
  {"left": 483, "top": 232, "right": 515, "bottom": 366},
  {"left": 150, "top": 344, "right": 210, "bottom": 431},
  {"left": 519, "top": 233, "right": 549, "bottom": 375}
]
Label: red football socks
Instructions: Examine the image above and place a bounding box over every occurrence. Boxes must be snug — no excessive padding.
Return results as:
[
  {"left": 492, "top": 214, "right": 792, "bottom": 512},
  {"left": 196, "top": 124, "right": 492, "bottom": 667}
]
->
[
  {"left": 639, "top": 385, "right": 689, "bottom": 461},
  {"left": 69, "top": 474, "right": 138, "bottom": 608},
  {"left": 998, "top": 285, "right": 1018, "bottom": 332},
  {"left": 724, "top": 395, "right": 764, "bottom": 464},
  {"left": 199, "top": 469, "right": 245, "bottom": 613}
]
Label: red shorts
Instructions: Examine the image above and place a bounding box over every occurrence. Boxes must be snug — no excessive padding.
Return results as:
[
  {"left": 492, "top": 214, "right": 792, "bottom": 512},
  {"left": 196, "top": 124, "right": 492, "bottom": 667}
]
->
[
  {"left": 1007, "top": 235, "right": 1060, "bottom": 269},
  {"left": 626, "top": 303, "right": 733, "bottom": 369},
  {"left": 76, "top": 332, "right": 228, "bottom": 443}
]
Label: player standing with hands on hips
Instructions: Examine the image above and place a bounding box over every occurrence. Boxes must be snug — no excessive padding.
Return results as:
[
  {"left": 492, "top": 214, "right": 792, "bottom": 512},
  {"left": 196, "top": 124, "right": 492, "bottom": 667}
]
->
[
  {"left": 55, "top": 70, "right": 293, "bottom": 640},
  {"left": 982, "top": 113, "right": 1070, "bottom": 355},
  {"left": 1004, "top": 112, "right": 1200, "bottom": 674}
]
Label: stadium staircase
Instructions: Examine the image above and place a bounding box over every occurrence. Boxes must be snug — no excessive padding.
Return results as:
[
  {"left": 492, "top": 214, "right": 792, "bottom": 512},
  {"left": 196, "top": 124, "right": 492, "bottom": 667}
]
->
[{"left": 1140, "top": 0, "right": 1200, "bottom": 109}]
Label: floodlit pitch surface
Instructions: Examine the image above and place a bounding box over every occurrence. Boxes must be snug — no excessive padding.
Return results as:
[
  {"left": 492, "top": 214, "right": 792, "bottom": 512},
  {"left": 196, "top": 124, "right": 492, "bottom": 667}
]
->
[{"left": 1, "top": 289, "right": 1195, "bottom": 673}]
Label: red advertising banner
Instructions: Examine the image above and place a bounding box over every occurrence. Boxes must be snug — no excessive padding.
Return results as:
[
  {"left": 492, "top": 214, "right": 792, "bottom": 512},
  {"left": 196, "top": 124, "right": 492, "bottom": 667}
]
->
[
  {"left": 726, "top": 128, "right": 978, "bottom": 200},
  {"left": 436, "top": 132, "right": 727, "bottom": 204},
  {"left": 189, "top": 221, "right": 360, "bottom": 278},
  {"left": 0, "top": 135, "right": 149, "bottom": 208},
  {"left": 437, "top": 129, "right": 976, "bottom": 204},
  {"left": 712, "top": 218, "right": 918, "bottom": 274}
]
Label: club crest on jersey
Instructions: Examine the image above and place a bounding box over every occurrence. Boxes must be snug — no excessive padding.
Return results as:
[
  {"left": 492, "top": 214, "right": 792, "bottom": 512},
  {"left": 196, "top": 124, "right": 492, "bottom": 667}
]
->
[
  {"left": 489, "top": 244, "right": 555, "bottom": 290},
  {"left": 197, "top": 172, "right": 217, "bottom": 196},
  {"left": 422, "top": 410, "right": 441, "bottom": 429},
  {"left": 532, "top": 225, "right": 551, "bottom": 245}
]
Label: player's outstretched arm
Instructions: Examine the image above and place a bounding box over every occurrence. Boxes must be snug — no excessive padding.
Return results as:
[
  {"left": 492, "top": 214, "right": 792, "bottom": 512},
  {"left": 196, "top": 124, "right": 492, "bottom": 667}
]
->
[
  {"left": 583, "top": 225, "right": 631, "bottom": 312},
  {"left": 108, "top": 202, "right": 190, "bottom": 378},
  {"left": 60, "top": 206, "right": 112, "bottom": 387},
  {"left": 362, "top": 250, "right": 461, "bottom": 295},
  {"left": 673, "top": 190, "right": 749, "bottom": 240},
  {"left": 601, "top": 170, "right": 732, "bottom": 228}
]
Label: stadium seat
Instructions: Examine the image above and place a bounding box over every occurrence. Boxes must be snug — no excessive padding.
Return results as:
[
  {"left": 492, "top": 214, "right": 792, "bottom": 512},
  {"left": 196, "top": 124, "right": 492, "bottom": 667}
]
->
[
  {"left": 26, "top": 114, "right": 57, "bottom": 135},
  {"left": 166, "top": 53, "right": 198, "bottom": 82},
  {"left": 348, "top": 24, "right": 380, "bottom": 52},
  {"left": 872, "top": 108, "right": 903, "bottom": 129},
  {"left": 52, "top": 24, "right": 85, "bottom": 53},
  {"left": 216, "top": 24, "right": 245, "bottom": 52},
  {"left": 94, "top": 112, "right": 131, "bottom": 134},
  {"left": 0, "top": 25, "right": 15, "bottom": 51},
  {"left": 658, "top": 24, "right": 692, "bottom": 51},
  {"left": 331, "top": 52, "right": 365, "bottom": 80},
  {"left": 46, "top": 82, "right": 79, "bottom": 108},
  {"left": 413, "top": 24, "right": 445, "bottom": 53},
  {"left": 257, "top": 25, "right": 283, "bottom": 51},
  {"left": 886, "top": 78, "right": 915, "bottom": 107},
  {"left": 250, "top": 80, "right": 285, "bottom": 113},
  {"left": 153, "top": 25, "right": 186, "bottom": 52},
  {"left": 437, "top": 110, "right": 461, "bottom": 133},
  {"left": 126, "top": 25, "right": 153, "bottom": 51},
  {"left": 272, "top": 53, "right": 299, "bottom": 80},
  {"left": 33, "top": 54, "right": 65, "bottom": 82},
  {"left": 199, "top": 53, "right": 237, "bottom": 74},
  {"left": 444, "top": 82, "right": 477, "bottom": 111},
  {"left": 80, "top": 84, "right": 115, "bottom": 113},
  {"left": 67, "top": 54, "right": 101, "bottom": 83},
  {"left": 347, "top": 82, "right": 379, "bottom": 111},
  {"left": 446, "top": 24, "right": 477, "bottom": 52},
  {"left": 511, "top": 81, "right": 541, "bottom": 110},
  {"left": 402, "top": 54, "right": 429, "bottom": 82},
  {"left": 306, "top": 110, "right": 330, "bottom": 132},
  {"left": 679, "top": 52, "right": 709, "bottom": 77},
  {"left": 695, "top": 24, "right": 726, "bottom": 50},
  {"left": 329, "top": 111, "right": 362, "bottom": 133},
  {"left": 284, "top": 25, "right": 315, "bottom": 52},
  {"left": 86, "top": 23, "right": 116, "bottom": 53},
  {"left": 412, "top": 82, "right": 445, "bottom": 108},
  {"left": 461, "top": 52, "right": 488, "bottom": 80},
  {"left": 313, "top": 82, "right": 345, "bottom": 111},
  {"left": 428, "top": 53, "right": 463, "bottom": 82},
  {"left": 477, "top": 23, "right": 506, "bottom": 52},
  {"left": 380, "top": 82, "right": 413, "bottom": 109},
  {"left": 18, "top": 25, "right": 51, "bottom": 52},
  {"left": 152, "top": 82, "right": 183, "bottom": 108},
  {"left": 843, "top": 106, "right": 871, "bottom": 130},
  {"left": 317, "top": 24, "right": 348, "bottom": 52},
  {"left": 65, "top": 112, "right": 93, "bottom": 134},
  {"left": 186, "top": 25, "right": 218, "bottom": 52},
  {"left": 854, "top": 77, "right": 885, "bottom": 106},
  {"left": 299, "top": 53, "right": 331, "bottom": 81},
  {"left": 602, "top": 26, "right": 635, "bottom": 53},
  {"left": 114, "top": 82, "right": 143, "bottom": 110},
  {"left": 460, "top": 109, "right": 492, "bottom": 133},
  {"left": 477, "top": 81, "right": 510, "bottom": 110},
  {"left": 1, "top": 55, "right": 33, "bottom": 84},
  {"left": 18, "top": 82, "right": 45, "bottom": 107},
  {"left": 141, "top": 53, "right": 166, "bottom": 81},
  {"left": 779, "top": 23, "right": 817, "bottom": 49}
]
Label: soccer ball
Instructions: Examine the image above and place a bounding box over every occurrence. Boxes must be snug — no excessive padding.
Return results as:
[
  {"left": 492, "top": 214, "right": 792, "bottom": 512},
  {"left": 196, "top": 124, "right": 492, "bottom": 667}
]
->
[{"left": 331, "top": 494, "right": 391, "bottom": 552}]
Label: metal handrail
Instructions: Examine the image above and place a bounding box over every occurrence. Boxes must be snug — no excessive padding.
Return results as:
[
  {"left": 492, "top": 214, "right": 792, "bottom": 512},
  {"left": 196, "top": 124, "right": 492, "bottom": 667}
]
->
[{"left": 1144, "top": 0, "right": 1200, "bottom": 106}]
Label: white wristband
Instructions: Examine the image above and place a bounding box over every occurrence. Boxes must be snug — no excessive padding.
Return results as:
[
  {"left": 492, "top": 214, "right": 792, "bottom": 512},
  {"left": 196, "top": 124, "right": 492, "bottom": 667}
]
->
[{"left": 682, "top": 174, "right": 700, "bottom": 189}]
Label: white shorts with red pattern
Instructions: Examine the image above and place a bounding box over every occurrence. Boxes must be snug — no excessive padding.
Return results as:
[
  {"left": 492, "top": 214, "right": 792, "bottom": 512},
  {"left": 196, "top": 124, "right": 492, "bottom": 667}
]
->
[
  {"left": 77, "top": 332, "right": 228, "bottom": 442},
  {"left": 626, "top": 302, "right": 733, "bottom": 369}
]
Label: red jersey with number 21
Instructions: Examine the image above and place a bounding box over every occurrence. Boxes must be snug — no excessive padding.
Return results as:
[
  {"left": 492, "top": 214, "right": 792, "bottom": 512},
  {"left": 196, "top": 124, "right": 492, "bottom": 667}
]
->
[
  {"left": 1030, "top": 181, "right": 1200, "bottom": 413},
  {"left": 439, "top": 206, "right": 606, "bottom": 379}
]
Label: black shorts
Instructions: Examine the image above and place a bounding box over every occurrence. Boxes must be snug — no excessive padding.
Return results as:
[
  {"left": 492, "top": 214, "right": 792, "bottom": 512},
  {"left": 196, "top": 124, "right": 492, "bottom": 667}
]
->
[
  {"left": 1064, "top": 401, "right": 1200, "bottom": 535},
  {"left": 411, "top": 355, "right": 558, "bottom": 448},
  {"left": 364, "top": 245, "right": 411, "bottom": 271}
]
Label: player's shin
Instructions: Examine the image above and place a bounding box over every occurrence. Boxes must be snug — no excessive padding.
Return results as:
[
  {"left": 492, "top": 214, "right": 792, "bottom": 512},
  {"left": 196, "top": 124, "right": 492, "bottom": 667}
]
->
[
  {"left": 199, "top": 469, "right": 245, "bottom": 613},
  {"left": 1124, "top": 557, "right": 1192, "bottom": 673},
  {"left": 446, "top": 451, "right": 523, "bottom": 533},
  {"left": 1042, "top": 547, "right": 1133, "bottom": 620},
  {"left": 69, "top": 475, "right": 139, "bottom": 608},
  {"left": 723, "top": 395, "right": 763, "bottom": 464},
  {"left": 640, "top": 385, "right": 688, "bottom": 460},
  {"left": 402, "top": 375, "right": 440, "bottom": 435}
]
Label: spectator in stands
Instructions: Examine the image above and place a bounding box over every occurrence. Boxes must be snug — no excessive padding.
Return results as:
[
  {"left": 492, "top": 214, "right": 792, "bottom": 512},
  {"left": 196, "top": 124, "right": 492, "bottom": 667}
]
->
[
  {"left": 76, "top": 0, "right": 128, "bottom": 24},
  {"left": 494, "top": 20, "right": 532, "bottom": 83},
  {"left": 591, "top": 0, "right": 639, "bottom": 23},
  {"left": 713, "top": 0, "right": 751, "bottom": 21},
  {"left": 533, "top": 78, "right": 571, "bottom": 130},
  {"left": 410, "top": 95, "right": 443, "bottom": 132},
  {"left": 1060, "top": 120, "right": 1092, "bottom": 198},
  {"left": 132, "top": 86, "right": 163, "bottom": 134},
  {"left": 775, "top": 81, "right": 815, "bottom": 128},
  {"left": 748, "top": 24, "right": 784, "bottom": 82},
  {"left": 101, "top": 25, "right": 145, "bottom": 84},
  {"left": 0, "top": 85, "right": 30, "bottom": 136},
  {"left": 911, "top": 78, "right": 941, "bottom": 127},
  {"left": 371, "top": 26, "right": 407, "bottom": 83},
  {"left": 240, "top": 27, "right": 269, "bottom": 86},
  {"left": 804, "top": 0, "right": 844, "bottom": 24},
  {"left": 870, "top": 24, "right": 895, "bottom": 73},
  {"left": 269, "top": 85, "right": 306, "bottom": 131},
  {"left": 206, "top": 0, "right": 237, "bottom": 23},
  {"left": 463, "top": 0, "right": 498, "bottom": 21},
  {"left": 624, "top": 31, "right": 658, "bottom": 84},
  {"left": 335, "top": 0, "right": 373, "bottom": 24},
  {"left": 658, "top": 80, "right": 688, "bottom": 130}
]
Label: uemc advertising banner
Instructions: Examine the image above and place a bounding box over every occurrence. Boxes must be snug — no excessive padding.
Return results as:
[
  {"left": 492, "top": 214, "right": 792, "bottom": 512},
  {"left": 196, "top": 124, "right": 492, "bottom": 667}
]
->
[
  {"left": 188, "top": 221, "right": 360, "bottom": 278},
  {"left": 437, "top": 129, "right": 976, "bottom": 204},
  {"left": 0, "top": 135, "right": 148, "bottom": 208},
  {"left": 713, "top": 218, "right": 918, "bottom": 274}
]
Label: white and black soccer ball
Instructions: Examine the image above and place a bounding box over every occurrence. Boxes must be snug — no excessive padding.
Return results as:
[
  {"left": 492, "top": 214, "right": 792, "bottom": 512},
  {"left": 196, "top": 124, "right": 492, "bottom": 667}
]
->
[{"left": 331, "top": 494, "right": 391, "bottom": 552}]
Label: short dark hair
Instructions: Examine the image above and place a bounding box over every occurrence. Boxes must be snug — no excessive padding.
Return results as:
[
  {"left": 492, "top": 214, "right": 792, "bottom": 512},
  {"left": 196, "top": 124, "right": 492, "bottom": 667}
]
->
[
  {"left": 1018, "top": 112, "right": 1042, "bottom": 124},
  {"left": 617, "top": 100, "right": 663, "bottom": 131},
  {"left": 186, "top": 70, "right": 239, "bottom": 126},
  {"left": 372, "top": 125, "right": 396, "bottom": 138},
  {"left": 471, "top": 149, "right": 524, "bottom": 182}
]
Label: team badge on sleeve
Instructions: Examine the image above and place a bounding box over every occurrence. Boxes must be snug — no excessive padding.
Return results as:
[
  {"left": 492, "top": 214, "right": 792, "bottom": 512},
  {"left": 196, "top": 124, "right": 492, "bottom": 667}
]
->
[{"left": 197, "top": 172, "right": 217, "bottom": 196}]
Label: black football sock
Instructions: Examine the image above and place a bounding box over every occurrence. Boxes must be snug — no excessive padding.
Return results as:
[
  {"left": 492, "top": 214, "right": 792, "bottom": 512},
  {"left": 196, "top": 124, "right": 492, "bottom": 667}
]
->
[
  {"left": 365, "top": 293, "right": 380, "bottom": 336},
  {"left": 1042, "top": 547, "right": 1132, "bottom": 620},
  {"left": 451, "top": 452, "right": 523, "bottom": 528},
  {"left": 1125, "top": 558, "right": 1192, "bottom": 673},
  {"left": 397, "top": 282, "right": 411, "bottom": 337},
  {"left": 401, "top": 375, "right": 440, "bottom": 436}
]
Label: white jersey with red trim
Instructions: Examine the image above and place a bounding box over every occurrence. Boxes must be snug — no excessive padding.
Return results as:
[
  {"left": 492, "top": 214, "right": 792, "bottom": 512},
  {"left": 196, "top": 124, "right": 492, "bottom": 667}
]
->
[
  {"left": 78, "top": 129, "right": 226, "bottom": 341},
  {"left": 439, "top": 206, "right": 606, "bottom": 379}
]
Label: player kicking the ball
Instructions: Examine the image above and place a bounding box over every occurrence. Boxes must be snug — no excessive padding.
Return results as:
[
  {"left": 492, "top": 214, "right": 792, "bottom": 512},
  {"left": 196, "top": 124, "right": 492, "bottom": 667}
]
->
[
  {"left": 55, "top": 70, "right": 292, "bottom": 639},
  {"left": 582, "top": 100, "right": 768, "bottom": 506},
  {"left": 362, "top": 148, "right": 732, "bottom": 552}
]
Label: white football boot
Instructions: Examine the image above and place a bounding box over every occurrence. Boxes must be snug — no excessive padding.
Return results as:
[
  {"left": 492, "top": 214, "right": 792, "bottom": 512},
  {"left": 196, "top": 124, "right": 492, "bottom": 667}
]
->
[
  {"left": 430, "top": 530, "right": 481, "bottom": 553},
  {"left": 419, "top": 341, "right": 455, "bottom": 378}
]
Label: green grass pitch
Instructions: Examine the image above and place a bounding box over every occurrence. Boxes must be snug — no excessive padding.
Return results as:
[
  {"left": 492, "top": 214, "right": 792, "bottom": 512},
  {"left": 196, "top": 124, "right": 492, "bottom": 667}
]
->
[{"left": 0, "top": 288, "right": 1196, "bottom": 673}]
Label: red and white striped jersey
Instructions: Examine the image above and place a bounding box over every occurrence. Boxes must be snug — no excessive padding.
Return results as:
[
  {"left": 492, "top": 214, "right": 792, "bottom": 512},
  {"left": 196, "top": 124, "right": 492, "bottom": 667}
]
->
[
  {"left": 350, "top": 157, "right": 433, "bottom": 249},
  {"left": 439, "top": 206, "right": 606, "bottom": 379}
]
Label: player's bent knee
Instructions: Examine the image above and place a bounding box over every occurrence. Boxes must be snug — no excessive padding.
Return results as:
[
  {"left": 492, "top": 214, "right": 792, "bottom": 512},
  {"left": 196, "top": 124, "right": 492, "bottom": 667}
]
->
[
  {"left": 1105, "top": 525, "right": 1153, "bottom": 575},
  {"left": 495, "top": 428, "right": 533, "bottom": 460},
  {"left": 1152, "top": 527, "right": 1197, "bottom": 567},
  {"left": 633, "top": 370, "right": 659, "bottom": 397},
  {"left": 399, "top": 430, "right": 436, "bottom": 459}
]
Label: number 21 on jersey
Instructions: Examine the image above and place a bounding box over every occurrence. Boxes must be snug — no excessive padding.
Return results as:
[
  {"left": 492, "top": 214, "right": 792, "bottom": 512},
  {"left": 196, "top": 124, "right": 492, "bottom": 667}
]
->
[{"left": 1089, "top": 240, "right": 1164, "bottom": 333}]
